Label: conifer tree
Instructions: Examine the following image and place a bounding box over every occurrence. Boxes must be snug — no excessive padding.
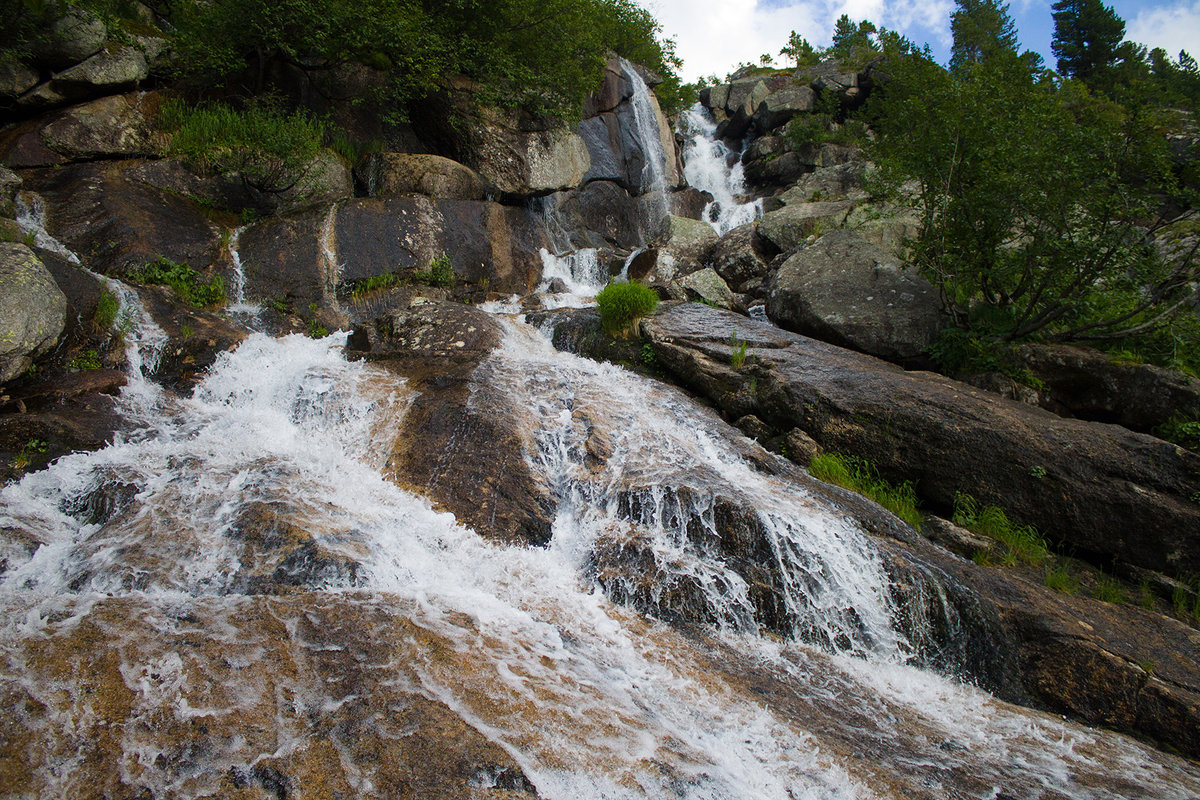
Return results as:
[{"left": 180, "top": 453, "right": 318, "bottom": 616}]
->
[
  {"left": 949, "top": 0, "right": 1019, "bottom": 73},
  {"left": 1051, "top": 0, "right": 1126, "bottom": 88}
]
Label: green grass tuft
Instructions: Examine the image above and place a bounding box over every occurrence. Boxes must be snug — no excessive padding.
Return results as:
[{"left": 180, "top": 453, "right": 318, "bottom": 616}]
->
[
  {"left": 411, "top": 253, "right": 455, "bottom": 288},
  {"left": 808, "top": 452, "right": 922, "bottom": 528},
  {"left": 953, "top": 492, "right": 1048, "bottom": 566},
  {"left": 1045, "top": 565, "right": 1079, "bottom": 594},
  {"left": 128, "top": 257, "right": 226, "bottom": 308},
  {"left": 596, "top": 281, "right": 659, "bottom": 337}
]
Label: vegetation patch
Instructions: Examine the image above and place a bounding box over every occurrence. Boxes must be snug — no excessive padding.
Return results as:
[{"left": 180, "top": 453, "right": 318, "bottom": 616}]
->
[
  {"left": 129, "top": 256, "right": 226, "bottom": 308},
  {"left": 1154, "top": 415, "right": 1200, "bottom": 452},
  {"left": 158, "top": 98, "right": 327, "bottom": 197},
  {"left": 808, "top": 452, "right": 922, "bottom": 528},
  {"left": 411, "top": 253, "right": 455, "bottom": 288},
  {"left": 953, "top": 492, "right": 1048, "bottom": 566},
  {"left": 67, "top": 350, "right": 102, "bottom": 371},
  {"left": 1044, "top": 564, "right": 1079, "bottom": 594},
  {"left": 596, "top": 281, "right": 659, "bottom": 337}
]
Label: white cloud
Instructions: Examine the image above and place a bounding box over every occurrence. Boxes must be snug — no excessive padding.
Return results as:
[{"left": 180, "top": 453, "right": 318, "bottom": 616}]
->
[
  {"left": 1126, "top": 0, "right": 1200, "bottom": 60},
  {"left": 642, "top": 0, "right": 954, "bottom": 82}
]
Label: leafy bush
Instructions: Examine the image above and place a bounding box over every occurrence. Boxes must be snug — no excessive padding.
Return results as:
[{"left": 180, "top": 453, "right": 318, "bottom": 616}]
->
[
  {"left": 1155, "top": 415, "right": 1200, "bottom": 452},
  {"left": 953, "top": 492, "right": 1047, "bottom": 566},
  {"left": 808, "top": 452, "right": 922, "bottom": 528},
  {"left": 868, "top": 51, "right": 1196, "bottom": 351},
  {"left": 164, "top": 0, "right": 685, "bottom": 119},
  {"left": 158, "top": 98, "right": 327, "bottom": 196},
  {"left": 596, "top": 281, "right": 659, "bottom": 336},
  {"left": 129, "top": 256, "right": 226, "bottom": 308}
]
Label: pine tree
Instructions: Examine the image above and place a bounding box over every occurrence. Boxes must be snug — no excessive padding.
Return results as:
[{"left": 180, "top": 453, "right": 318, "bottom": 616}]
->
[
  {"left": 1051, "top": 0, "right": 1126, "bottom": 88},
  {"left": 828, "top": 14, "right": 876, "bottom": 61},
  {"left": 949, "top": 0, "right": 1019, "bottom": 73}
]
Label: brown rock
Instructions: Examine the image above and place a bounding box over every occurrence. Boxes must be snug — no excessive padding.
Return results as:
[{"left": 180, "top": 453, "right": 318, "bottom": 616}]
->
[
  {"left": 569, "top": 303, "right": 1200, "bottom": 581},
  {"left": 368, "top": 153, "right": 485, "bottom": 200}
]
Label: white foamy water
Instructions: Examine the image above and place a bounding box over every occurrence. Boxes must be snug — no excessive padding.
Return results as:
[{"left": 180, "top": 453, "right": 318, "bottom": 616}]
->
[
  {"left": 679, "top": 103, "right": 763, "bottom": 235},
  {"left": 0, "top": 312, "right": 1197, "bottom": 799}
]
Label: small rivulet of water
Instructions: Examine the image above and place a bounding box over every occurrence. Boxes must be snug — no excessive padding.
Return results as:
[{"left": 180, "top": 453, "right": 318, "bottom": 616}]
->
[{"left": 678, "top": 103, "right": 763, "bottom": 235}]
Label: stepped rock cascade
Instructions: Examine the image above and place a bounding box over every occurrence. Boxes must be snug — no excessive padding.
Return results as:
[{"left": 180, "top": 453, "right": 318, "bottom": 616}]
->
[
  {"left": 3, "top": 272, "right": 1200, "bottom": 796},
  {"left": 678, "top": 104, "right": 763, "bottom": 235}
]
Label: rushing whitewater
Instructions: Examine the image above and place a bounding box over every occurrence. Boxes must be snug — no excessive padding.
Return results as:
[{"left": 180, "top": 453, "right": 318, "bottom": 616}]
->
[
  {"left": 2, "top": 290, "right": 1200, "bottom": 797},
  {"left": 678, "top": 104, "right": 763, "bottom": 235}
]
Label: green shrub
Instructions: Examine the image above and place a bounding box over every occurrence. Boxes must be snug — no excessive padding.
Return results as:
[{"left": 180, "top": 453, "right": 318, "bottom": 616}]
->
[
  {"left": 158, "top": 98, "right": 327, "bottom": 196},
  {"left": 596, "top": 281, "right": 659, "bottom": 337},
  {"left": 129, "top": 256, "right": 226, "bottom": 308},
  {"left": 953, "top": 492, "right": 1048, "bottom": 566},
  {"left": 808, "top": 452, "right": 922, "bottom": 528},
  {"left": 1155, "top": 415, "right": 1200, "bottom": 452},
  {"left": 411, "top": 253, "right": 455, "bottom": 288}
]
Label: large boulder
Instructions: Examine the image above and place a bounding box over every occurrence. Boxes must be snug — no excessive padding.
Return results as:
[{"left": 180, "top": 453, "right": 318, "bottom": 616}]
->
[
  {"left": 0, "top": 243, "right": 67, "bottom": 383},
  {"left": 756, "top": 200, "right": 856, "bottom": 254},
  {"left": 628, "top": 303, "right": 1200, "bottom": 581},
  {"left": 676, "top": 267, "right": 734, "bottom": 309},
  {"left": 706, "top": 222, "right": 772, "bottom": 294},
  {"left": 754, "top": 85, "right": 815, "bottom": 131},
  {"left": 0, "top": 61, "right": 40, "bottom": 101},
  {"left": 0, "top": 166, "right": 20, "bottom": 217},
  {"left": 39, "top": 92, "right": 165, "bottom": 161},
  {"left": 765, "top": 229, "right": 942, "bottom": 364},
  {"left": 364, "top": 153, "right": 485, "bottom": 200},
  {"left": 428, "top": 92, "right": 590, "bottom": 198},
  {"left": 32, "top": 8, "right": 107, "bottom": 68},
  {"left": 22, "top": 161, "right": 223, "bottom": 277},
  {"left": 49, "top": 47, "right": 149, "bottom": 100},
  {"left": 540, "top": 181, "right": 646, "bottom": 251}
]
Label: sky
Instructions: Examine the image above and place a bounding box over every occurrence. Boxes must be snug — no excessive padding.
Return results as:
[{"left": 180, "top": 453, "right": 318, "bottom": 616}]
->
[{"left": 638, "top": 0, "right": 1200, "bottom": 82}]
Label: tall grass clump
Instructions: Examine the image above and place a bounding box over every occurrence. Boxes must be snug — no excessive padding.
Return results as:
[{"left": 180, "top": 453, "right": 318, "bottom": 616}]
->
[
  {"left": 808, "top": 452, "right": 922, "bottom": 528},
  {"left": 953, "top": 492, "right": 1048, "bottom": 566},
  {"left": 596, "top": 281, "right": 658, "bottom": 337},
  {"left": 158, "top": 98, "right": 327, "bottom": 195}
]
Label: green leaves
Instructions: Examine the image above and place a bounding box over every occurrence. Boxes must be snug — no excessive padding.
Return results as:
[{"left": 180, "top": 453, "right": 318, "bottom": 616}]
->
[{"left": 868, "top": 51, "right": 1194, "bottom": 354}]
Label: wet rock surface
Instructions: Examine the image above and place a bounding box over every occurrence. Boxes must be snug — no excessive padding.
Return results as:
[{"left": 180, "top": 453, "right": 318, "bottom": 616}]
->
[
  {"left": 0, "top": 595, "right": 542, "bottom": 800},
  {"left": 348, "top": 301, "right": 555, "bottom": 546},
  {"left": 562, "top": 303, "right": 1200, "bottom": 582}
]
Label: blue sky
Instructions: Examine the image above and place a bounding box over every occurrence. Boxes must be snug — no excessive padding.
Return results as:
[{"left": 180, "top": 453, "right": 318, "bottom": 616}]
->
[{"left": 641, "top": 0, "right": 1200, "bottom": 82}]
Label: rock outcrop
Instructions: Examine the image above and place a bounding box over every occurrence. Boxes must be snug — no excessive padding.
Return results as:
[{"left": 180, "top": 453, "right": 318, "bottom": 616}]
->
[
  {"left": 558, "top": 303, "right": 1200, "bottom": 581},
  {"left": 0, "top": 243, "right": 68, "bottom": 383},
  {"left": 765, "top": 229, "right": 943, "bottom": 364}
]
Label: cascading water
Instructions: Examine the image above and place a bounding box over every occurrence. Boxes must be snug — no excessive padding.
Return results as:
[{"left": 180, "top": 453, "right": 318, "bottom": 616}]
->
[
  {"left": 678, "top": 103, "right": 763, "bottom": 235},
  {"left": 620, "top": 58, "right": 670, "bottom": 244},
  {"left": 4, "top": 192, "right": 1200, "bottom": 798}
]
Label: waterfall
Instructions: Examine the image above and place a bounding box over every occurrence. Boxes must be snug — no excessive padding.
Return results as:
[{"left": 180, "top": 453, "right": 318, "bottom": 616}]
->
[
  {"left": 1, "top": 300, "right": 1198, "bottom": 797},
  {"left": 2, "top": 311, "right": 1197, "bottom": 798},
  {"left": 620, "top": 58, "right": 670, "bottom": 243},
  {"left": 14, "top": 191, "right": 167, "bottom": 399},
  {"left": 678, "top": 104, "right": 763, "bottom": 235},
  {"left": 224, "top": 225, "right": 262, "bottom": 321}
]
